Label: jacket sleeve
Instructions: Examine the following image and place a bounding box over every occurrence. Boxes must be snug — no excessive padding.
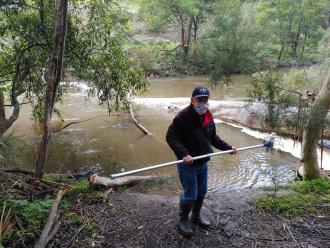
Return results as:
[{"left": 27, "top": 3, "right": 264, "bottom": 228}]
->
[
  {"left": 166, "top": 116, "right": 189, "bottom": 159},
  {"left": 211, "top": 126, "right": 233, "bottom": 151}
]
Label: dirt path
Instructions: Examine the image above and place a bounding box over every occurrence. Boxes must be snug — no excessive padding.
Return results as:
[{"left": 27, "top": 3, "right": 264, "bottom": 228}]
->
[{"left": 53, "top": 189, "right": 329, "bottom": 248}]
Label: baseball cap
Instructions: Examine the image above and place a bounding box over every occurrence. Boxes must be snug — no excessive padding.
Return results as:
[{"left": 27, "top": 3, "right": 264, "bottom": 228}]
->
[{"left": 192, "top": 86, "right": 210, "bottom": 98}]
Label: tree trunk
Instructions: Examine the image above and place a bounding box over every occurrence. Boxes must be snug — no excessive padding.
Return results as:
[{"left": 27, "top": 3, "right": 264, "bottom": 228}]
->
[
  {"left": 277, "top": 41, "right": 285, "bottom": 64},
  {"left": 185, "top": 17, "right": 193, "bottom": 55},
  {"left": 0, "top": 95, "right": 22, "bottom": 137},
  {"left": 292, "top": 21, "right": 301, "bottom": 60},
  {"left": 192, "top": 16, "right": 198, "bottom": 41},
  {"left": 302, "top": 68, "right": 330, "bottom": 179},
  {"left": 0, "top": 92, "right": 6, "bottom": 135},
  {"left": 181, "top": 18, "right": 193, "bottom": 56},
  {"left": 300, "top": 31, "right": 308, "bottom": 61},
  {"left": 35, "top": 0, "right": 68, "bottom": 178},
  {"left": 181, "top": 21, "right": 185, "bottom": 54}
]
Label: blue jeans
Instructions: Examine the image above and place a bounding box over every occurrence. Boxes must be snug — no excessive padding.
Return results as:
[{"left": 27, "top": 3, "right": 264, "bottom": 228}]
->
[{"left": 177, "top": 161, "right": 208, "bottom": 203}]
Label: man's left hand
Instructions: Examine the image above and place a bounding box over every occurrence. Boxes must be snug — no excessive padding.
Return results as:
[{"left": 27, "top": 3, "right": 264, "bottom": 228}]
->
[{"left": 231, "top": 146, "right": 238, "bottom": 154}]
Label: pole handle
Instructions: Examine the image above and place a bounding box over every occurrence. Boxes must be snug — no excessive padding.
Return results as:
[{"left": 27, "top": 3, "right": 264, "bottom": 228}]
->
[{"left": 110, "top": 142, "right": 272, "bottom": 179}]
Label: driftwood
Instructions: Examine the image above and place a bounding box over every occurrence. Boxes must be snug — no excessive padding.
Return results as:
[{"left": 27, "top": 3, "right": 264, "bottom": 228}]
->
[
  {"left": 88, "top": 175, "right": 153, "bottom": 189},
  {"left": 127, "top": 91, "right": 151, "bottom": 135},
  {"left": 35, "top": 189, "right": 66, "bottom": 248},
  {"left": 0, "top": 167, "right": 35, "bottom": 175}
]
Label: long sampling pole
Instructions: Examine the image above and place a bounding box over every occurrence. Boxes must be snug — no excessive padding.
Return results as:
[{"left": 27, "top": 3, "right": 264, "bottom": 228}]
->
[{"left": 110, "top": 136, "right": 275, "bottom": 179}]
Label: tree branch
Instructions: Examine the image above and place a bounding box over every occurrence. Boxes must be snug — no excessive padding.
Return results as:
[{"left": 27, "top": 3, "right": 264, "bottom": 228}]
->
[{"left": 34, "top": 189, "right": 66, "bottom": 248}]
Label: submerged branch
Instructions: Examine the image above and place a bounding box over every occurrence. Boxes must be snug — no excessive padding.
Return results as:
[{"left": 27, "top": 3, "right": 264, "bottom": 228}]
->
[
  {"left": 52, "top": 115, "right": 108, "bottom": 133},
  {"left": 127, "top": 91, "right": 151, "bottom": 135}
]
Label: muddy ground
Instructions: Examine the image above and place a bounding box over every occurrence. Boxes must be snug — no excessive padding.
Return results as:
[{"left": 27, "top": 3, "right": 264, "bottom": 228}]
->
[{"left": 52, "top": 189, "right": 330, "bottom": 248}]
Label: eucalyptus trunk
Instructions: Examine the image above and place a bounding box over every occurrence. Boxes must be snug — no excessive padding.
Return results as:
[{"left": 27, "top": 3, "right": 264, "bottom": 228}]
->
[
  {"left": 181, "top": 17, "right": 193, "bottom": 56},
  {"left": 277, "top": 41, "right": 285, "bottom": 64},
  {"left": 0, "top": 91, "right": 21, "bottom": 137},
  {"left": 35, "top": 0, "right": 68, "bottom": 178},
  {"left": 302, "top": 68, "right": 330, "bottom": 179}
]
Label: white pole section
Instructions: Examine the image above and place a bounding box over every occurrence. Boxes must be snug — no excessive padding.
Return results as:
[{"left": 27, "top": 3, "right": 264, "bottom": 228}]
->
[{"left": 110, "top": 143, "right": 267, "bottom": 179}]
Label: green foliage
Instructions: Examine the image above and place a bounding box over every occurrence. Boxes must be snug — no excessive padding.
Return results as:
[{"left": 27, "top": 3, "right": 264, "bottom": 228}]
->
[
  {"left": 66, "top": 179, "right": 105, "bottom": 202},
  {"left": 185, "top": 42, "right": 213, "bottom": 75},
  {"left": 6, "top": 197, "right": 54, "bottom": 240},
  {"left": 67, "top": 179, "right": 90, "bottom": 196},
  {"left": 63, "top": 212, "right": 83, "bottom": 225},
  {"left": 140, "top": 0, "right": 203, "bottom": 31},
  {"left": 69, "top": 0, "right": 148, "bottom": 113},
  {"left": 282, "top": 69, "right": 308, "bottom": 90},
  {"left": 249, "top": 70, "right": 295, "bottom": 130},
  {"left": 0, "top": 201, "right": 14, "bottom": 245},
  {"left": 129, "top": 40, "right": 178, "bottom": 75},
  {"left": 318, "top": 28, "right": 330, "bottom": 62},
  {"left": 131, "top": 47, "right": 157, "bottom": 74},
  {"left": 134, "top": 0, "right": 330, "bottom": 77},
  {"left": 292, "top": 177, "right": 330, "bottom": 195},
  {"left": 254, "top": 177, "right": 330, "bottom": 217},
  {"left": 42, "top": 174, "right": 71, "bottom": 184},
  {"left": 256, "top": 0, "right": 328, "bottom": 61},
  {"left": 207, "top": 1, "right": 260, "bottom": 83},
  {"left": 0, "top": 0, "right": 148, "bottom": 134}
]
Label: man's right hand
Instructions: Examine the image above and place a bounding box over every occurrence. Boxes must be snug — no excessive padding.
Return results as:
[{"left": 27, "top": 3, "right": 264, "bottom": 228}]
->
[{"left": 183, "top": 155, "right": 193, "bottom": 165}]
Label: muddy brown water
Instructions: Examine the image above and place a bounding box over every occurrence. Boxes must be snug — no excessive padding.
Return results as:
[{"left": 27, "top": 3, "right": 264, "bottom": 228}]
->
[{"left": 11, "top": 77, "right": 300, "bottom": 194}]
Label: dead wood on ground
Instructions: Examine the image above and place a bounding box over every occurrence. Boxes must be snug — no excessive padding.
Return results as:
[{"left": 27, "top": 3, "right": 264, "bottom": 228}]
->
[
  {"left": 88, "top": 175, "right": 154, "bottom": 189},
  {"left": 35, "top": 189, "right": 66, "bottom": 248}
]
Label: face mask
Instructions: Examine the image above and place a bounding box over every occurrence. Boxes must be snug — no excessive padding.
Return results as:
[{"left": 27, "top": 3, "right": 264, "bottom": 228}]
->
[{"left": 195, "top": 102, "right": 209, "bottom": 115}]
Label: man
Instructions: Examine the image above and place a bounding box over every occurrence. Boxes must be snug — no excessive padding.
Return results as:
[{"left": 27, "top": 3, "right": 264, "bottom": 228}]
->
[{"left": 166, "top": 86, "right": 237, "bottom": 237}]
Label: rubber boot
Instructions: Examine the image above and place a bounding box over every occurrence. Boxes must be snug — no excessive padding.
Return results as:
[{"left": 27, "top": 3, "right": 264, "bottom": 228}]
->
[
  {"left": 191, "top": 197, "right": 210, "bottom": 228},
  {"left": 176, "top": 201, "right": 193, "bottom": 237}
]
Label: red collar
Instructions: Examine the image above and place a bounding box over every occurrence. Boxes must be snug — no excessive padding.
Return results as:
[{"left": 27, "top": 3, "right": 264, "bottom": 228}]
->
[{"left": 202, "top": 110, "right": 213, "bottom": 128}]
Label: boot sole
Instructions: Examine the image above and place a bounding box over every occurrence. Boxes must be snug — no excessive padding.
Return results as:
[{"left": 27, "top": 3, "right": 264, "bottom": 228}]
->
[
  {"left": 191, "top": 220, "right": 210, "bottom": 229},
  {"left": 176, "top": 224, "right": 193, "bottom": 237}
]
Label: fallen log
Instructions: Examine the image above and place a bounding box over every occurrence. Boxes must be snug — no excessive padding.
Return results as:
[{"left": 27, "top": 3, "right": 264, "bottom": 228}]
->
[
  {"left": 35, "top": 189, "right": 66, "bottom": 248},
  {"left": 0, "top": 167, "right": 35, "bottom": 175},
  {"left": 88, "top": 175, "right": 154, "bottom": 189}
]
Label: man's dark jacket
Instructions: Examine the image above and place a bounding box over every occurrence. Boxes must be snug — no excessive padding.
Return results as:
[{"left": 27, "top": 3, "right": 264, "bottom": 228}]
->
[{"left": 166, "top": 104, "right": 232, "bottom": 163}]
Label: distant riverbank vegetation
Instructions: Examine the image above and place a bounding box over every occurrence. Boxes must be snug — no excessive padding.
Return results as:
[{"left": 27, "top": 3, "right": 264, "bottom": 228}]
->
[
  {"left": 126, "top": 0, "right": 330, "bottom": 82},
  {"left": 127, "top": 0, "right": 330, "bottom": 142}
]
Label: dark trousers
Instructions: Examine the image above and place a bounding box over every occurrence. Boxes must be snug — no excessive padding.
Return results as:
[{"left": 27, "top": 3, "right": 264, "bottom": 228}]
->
[{"left": 177, "top": 161, "right": 208, "bottom": 203}]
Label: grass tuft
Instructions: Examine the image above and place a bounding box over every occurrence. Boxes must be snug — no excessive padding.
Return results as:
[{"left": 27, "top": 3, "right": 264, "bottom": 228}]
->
[{"left": 253, "top": 177, "right": 330, "bottom": 217}]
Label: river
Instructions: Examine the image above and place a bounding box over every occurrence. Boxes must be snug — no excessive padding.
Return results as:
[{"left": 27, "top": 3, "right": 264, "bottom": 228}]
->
[{"left": 10, "top": 76, "right": 329, "bottom": 194}]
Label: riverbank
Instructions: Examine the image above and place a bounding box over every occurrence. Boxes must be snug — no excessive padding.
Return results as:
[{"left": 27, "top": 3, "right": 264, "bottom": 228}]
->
[
  {"left": 133, "top": 97, "right": 330, "bottom": 140},
  {"left": 1, "top": 173, "right": 329, "bottom": 247},
  {"left": 53, "top": 190, "right": 329, "bottom": 248}
]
